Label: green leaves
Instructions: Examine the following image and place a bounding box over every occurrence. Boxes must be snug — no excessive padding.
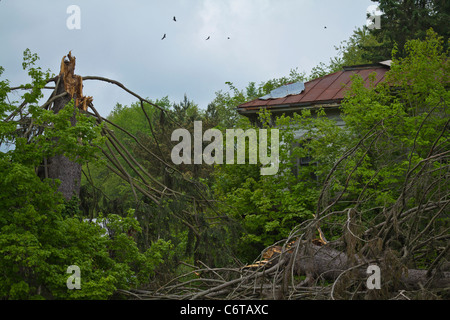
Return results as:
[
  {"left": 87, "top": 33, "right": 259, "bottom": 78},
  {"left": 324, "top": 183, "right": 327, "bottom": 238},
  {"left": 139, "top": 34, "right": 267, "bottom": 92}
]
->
[
  {"left": 0, "top": 165, "right": 172, "bottom": 299},
  {"left": 212, "top": 112, "right": 330, "bottom": 260},
  {"left": 212, "top": 30, "right": 449, "bottom": 263},
  {"left": 21, "top": 49, "right": 53, "bottom": 104},
  {"left": 367, "top": 0, "right": 450, "bottom": 60},
  {"left": 0, "top": 50, "right": 171, "bottom": 299}
]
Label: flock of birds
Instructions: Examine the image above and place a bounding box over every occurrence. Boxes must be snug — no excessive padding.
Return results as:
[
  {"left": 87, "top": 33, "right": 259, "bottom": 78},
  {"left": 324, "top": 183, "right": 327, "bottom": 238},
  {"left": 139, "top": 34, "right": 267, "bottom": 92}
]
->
[
  {"left": 160, "top": 16, "right": 327, "bottom": 41},
  {"left": 161, "top": 16, "right": 231, "bottom": 41}
]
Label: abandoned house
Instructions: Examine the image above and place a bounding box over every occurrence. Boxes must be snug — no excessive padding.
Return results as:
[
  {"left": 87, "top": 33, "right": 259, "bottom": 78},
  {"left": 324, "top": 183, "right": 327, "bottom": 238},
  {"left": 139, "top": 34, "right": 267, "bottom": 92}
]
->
[
  {"left": 237, "top": 60, "right": 391, "bottom": 127},
  {"left": 236, "top": 61, "right": 391, "bottom": 176}
]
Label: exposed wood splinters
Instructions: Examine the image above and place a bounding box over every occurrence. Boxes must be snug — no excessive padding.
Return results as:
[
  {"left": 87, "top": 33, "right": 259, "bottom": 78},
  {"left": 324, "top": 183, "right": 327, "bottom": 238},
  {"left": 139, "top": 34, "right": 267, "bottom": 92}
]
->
[{"left": 59, "top": 51, "right": 93, "bottom": 111}]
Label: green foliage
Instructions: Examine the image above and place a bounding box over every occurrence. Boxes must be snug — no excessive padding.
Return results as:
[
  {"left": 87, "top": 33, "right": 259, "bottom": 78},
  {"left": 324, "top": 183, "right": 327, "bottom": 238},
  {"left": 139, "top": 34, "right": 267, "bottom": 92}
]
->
[
  {"left": 0, "top": 156, "right": 172, "bottom": 299},
  {"left": 364, "top": 0, "right": 450, "bottom": 61},
  {"left": 325, "top": 29, "right": 449, "bottom": 240},
  {"left": 2, "top": 5, "right": 444, "bottom": 298},
  {"left": 211, "top": 29, "right": 449, "bottom": 263},
  {"left": 0, "top": 50, "right": 170, "bottom": 299},
  {"left": 81, "top": 93, "right": 241, "bottom": 271},
  {"left": 310, "top": 0, "right": 449, "bottom": 78},
  {"left": 211, "top": 68, "right": 306, "bottom": 129},
  {"left": 211, "top": 110, "right": 345, "bottom": 261},
  {"left": 308, "top": 27, "right": 383, "bottom": 79}
]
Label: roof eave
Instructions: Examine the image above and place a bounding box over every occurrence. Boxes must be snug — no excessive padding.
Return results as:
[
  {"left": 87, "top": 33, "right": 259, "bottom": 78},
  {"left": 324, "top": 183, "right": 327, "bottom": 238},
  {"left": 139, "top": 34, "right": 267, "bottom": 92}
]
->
[{"left": 237, "top": 100, "right": 342, "bottom": 115}]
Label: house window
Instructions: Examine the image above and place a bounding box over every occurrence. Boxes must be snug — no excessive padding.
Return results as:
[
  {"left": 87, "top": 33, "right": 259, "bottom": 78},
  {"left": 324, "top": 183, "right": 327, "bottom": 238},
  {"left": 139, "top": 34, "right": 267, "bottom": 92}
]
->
[{"left": 291, "top": 141, "right": 318, "bottom": 181}]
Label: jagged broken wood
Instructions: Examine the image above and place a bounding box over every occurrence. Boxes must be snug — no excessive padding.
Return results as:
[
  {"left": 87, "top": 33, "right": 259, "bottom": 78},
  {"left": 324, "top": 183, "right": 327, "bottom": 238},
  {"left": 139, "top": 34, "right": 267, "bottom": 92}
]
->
[
  {"left": 60, "top": 51, "right": 93, "bottom": 111},
  {"left": 117, "top": 237, "right": 450, "bottom": 300}
]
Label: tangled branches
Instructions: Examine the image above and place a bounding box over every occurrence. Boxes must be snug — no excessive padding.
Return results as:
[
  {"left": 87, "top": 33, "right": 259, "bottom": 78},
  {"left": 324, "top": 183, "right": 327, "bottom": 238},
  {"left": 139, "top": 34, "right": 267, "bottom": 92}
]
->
[
  {"left": 118, "top": 92, "right": 449, "bottom": 300},
  {"left": 7, "top": 50, "right": 447, "bottom": 300}
]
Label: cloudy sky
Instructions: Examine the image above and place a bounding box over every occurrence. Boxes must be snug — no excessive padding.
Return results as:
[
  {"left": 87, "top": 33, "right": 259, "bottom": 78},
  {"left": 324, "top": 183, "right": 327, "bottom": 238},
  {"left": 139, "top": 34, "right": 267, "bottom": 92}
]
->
[{"left": 0, "top": 0, "right": 376, "bottom": 117}]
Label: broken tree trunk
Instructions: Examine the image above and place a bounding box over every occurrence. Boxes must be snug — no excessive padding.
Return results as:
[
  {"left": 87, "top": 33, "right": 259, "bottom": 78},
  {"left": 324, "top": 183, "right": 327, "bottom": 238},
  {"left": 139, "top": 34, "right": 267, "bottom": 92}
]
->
[
  {"left": 119, "top": 239, "right": 449, "bottom": 300},
  {"left": 287, "top": 242, "right": 450, "bottom": 291},
  {"left": 46, "top": 52, "right": 92, "bottom": 200}
]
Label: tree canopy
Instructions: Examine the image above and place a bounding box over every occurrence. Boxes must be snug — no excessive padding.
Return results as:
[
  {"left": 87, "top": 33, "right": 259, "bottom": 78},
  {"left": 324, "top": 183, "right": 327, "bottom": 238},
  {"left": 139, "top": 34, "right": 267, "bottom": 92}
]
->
[
  {"left": 0, "top": 1, "right": 448, "bottom": 300},
  {"left": 363, "top": 0, "right": 450, "bottom": 61}
]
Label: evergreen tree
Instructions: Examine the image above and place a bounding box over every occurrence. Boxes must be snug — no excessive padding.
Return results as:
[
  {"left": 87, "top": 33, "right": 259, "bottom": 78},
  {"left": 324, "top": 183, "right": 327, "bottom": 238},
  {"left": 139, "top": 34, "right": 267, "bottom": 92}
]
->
[{"left": 364, "top": 0, "right": 450, "bottom": 61}]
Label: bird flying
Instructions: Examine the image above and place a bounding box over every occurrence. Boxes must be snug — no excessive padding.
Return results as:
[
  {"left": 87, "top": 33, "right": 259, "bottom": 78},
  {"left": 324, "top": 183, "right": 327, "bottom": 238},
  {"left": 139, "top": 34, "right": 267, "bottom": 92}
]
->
[
  {"left": 173, "top": 16, "right": 176, "bottom": 22},
  {"left": 206, "top": 36, "right": 210, "bottom": 40},
  {"left": 161, "top": 33, "right": 166, "bottom": 40}
]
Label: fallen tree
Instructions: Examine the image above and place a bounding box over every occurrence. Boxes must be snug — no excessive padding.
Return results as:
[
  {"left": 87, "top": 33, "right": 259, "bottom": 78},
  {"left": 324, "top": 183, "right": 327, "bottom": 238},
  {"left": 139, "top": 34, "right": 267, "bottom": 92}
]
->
[
  {"left": 117, "top": 224, "right": 449, "bottom": 300},
  {"left": 118, "top": 32, "right": 449, "bottom": 300},
  {"left": 5, "top": 37, "right": 446, "bottom": 300}
]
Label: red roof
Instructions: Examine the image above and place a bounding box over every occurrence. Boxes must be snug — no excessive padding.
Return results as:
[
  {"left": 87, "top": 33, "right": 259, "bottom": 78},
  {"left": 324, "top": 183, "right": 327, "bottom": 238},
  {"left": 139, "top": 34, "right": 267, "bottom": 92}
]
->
[{"left": 238, "top": 63, "right": 390, "bottom": 113}]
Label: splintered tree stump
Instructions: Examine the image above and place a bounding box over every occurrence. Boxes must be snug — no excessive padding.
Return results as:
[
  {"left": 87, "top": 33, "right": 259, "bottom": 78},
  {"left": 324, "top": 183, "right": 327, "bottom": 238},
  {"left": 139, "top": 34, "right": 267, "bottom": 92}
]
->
[
  {"left": 45, "top": 52, "right": 93, "bottom": 200},
  {"left": 59, "top": 51, "right": 92, "bottom": 111}
]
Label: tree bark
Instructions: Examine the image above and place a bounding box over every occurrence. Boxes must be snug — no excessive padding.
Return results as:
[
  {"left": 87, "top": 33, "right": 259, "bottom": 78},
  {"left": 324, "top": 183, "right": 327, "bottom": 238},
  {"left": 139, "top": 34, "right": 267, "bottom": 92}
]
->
[
  {"left": 288, "top": 242, "right": 450, "bottom": 290},
  {"left": 46, "top": 75, "right": 82, "bottom": 201}
]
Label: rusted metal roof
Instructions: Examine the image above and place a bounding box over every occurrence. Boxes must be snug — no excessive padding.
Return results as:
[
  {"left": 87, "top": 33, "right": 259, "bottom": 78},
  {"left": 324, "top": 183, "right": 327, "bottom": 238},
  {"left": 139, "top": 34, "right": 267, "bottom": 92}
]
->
[{"left": 237, "top": 62, "right": 390, "bottom": 113}]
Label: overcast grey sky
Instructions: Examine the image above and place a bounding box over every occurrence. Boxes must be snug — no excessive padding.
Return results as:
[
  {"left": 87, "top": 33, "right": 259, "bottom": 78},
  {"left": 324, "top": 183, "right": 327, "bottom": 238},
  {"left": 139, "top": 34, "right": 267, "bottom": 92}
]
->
[{"left": 0, "top": 0, "right": 376, "bottom": 117}]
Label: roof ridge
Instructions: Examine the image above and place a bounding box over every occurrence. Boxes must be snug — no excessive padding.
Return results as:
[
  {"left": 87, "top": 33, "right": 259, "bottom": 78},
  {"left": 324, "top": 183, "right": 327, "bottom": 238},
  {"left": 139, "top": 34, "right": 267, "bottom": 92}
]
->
[{"left": 342, "top": 61, "right": 391, "bottom": 70}]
